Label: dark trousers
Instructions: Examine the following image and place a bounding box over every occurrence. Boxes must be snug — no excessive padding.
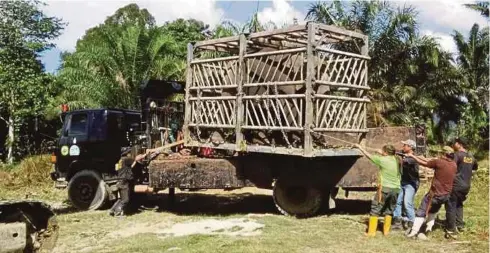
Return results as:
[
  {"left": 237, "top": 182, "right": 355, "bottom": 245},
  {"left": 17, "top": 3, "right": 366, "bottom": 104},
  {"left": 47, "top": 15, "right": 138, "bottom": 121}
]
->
[
  {"left": 118, "top": 180, "right": 132, "bottom": 208},
  {"left": 370, "top": 187, "right": 400, "bottom": 216},
  {"left": 415, "top": 193, "right": 450, "bottom": 217},
  {"left": 445, "top": 188, "right": 469, "bottom": 232},
  {"left": 111, "top": 180, "right": 134, "bottom": 214}
]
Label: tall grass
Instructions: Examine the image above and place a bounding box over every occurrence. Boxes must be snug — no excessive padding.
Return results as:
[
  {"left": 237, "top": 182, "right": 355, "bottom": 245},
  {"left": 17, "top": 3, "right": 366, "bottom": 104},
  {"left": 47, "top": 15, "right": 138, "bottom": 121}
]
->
[{"left": 0, "top": 154, "right": 53, "bottom": 188}]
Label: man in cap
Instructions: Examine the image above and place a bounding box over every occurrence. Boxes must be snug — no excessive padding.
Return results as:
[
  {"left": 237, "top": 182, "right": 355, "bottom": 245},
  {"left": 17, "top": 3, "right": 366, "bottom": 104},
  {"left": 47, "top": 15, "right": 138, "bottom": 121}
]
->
[
  {"left": 405, "top": 146, "right": 457, "bottom": 239},
  {"left": 392, "top": 139, "right": 420, "bottom": 230},
  {"left": 445, "top": 137, "right": 478, "bottom": 238},
  {"left": 355, "top": 144, "right": 401, "bottom": 237},
  {"left": 109, "top": 147, "right": 147, "bottom": 216}
]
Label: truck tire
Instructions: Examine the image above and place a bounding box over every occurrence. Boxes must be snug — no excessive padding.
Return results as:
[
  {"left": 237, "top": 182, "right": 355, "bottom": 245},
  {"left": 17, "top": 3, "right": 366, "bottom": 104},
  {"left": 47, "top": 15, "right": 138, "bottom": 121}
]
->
[
  {"left": 273, "top": 178, "right": 323, "bottom": 218},
  {"left": 68, "top": 170, "right": 108, "bottom": 210}
]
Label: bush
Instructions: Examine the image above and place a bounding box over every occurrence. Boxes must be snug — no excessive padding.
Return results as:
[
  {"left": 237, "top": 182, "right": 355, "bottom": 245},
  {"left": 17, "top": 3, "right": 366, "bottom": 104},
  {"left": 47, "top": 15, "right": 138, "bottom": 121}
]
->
[{"left": 0, "top": 154, "right": 53, "bottom": 187}]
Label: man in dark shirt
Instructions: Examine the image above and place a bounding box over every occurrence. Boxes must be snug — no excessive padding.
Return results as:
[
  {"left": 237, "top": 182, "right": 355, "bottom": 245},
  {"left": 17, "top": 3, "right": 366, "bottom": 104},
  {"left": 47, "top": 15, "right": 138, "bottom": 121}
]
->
[
  {"left": 109, "top": 148, "right": 146, "bottom": 217},
  {"left": 405, "top": 146, "right": 457, "bottom": 238},
  {"left": 445, "top": 138, "right": 478, "bottom": 237},
  {"left": 393, "top": 140, "right": 420, "bottom": 230}
]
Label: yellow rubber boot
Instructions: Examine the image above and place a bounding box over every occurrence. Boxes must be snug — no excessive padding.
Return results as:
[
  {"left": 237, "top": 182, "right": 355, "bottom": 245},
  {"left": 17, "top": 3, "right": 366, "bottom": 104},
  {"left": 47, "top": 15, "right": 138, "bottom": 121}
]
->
[
  {"left": 367, "top": 216, "right": 378, "bottom": 237},
  {"left": 383, "top": 215, "right": 392, "bottom": 236}
]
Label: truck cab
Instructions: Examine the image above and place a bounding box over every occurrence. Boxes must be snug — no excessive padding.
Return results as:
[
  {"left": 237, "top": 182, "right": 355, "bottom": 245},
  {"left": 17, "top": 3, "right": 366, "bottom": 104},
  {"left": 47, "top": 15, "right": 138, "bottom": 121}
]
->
[{"left": 51, "top": 108, "right": 141, "bottom": 210}]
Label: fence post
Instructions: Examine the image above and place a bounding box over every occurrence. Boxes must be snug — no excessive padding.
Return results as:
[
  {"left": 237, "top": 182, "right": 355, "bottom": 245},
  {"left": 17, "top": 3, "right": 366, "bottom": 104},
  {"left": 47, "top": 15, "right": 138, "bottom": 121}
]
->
[
  {"left": 304, "top": 22, "right": 317, "bottom": 157},
  {"left": 235, "top": 34, "right": 247, "bottom": 151},
  {"left": 183, "top": 42, "right": 194, "bottom": 144},
  {"left": 361, "top": 36, "right": 369, "bottom": 131}
]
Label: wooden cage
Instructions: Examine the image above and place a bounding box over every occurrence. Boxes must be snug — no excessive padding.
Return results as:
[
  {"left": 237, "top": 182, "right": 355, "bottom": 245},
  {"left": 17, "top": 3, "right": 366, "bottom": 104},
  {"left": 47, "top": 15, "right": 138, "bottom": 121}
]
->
[{"left": 183, "top": 22, "right": 370, "bottom": 157}]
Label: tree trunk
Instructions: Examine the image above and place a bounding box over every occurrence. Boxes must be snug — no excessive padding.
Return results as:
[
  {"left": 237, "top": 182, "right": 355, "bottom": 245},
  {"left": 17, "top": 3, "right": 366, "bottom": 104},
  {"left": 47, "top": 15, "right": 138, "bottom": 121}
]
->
[{"left": 7, "top": 115, "right": 14, "bottom": 164}]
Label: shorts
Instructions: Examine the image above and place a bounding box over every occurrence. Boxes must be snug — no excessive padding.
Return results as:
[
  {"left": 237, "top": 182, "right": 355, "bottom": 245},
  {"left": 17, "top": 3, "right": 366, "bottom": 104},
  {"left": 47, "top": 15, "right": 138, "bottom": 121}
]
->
[
  {"left": 415, "top": 192, "right": 450, "bottom": 217},
  {"left": 370, "top": 187, "right": 400, "bottom": 216}
]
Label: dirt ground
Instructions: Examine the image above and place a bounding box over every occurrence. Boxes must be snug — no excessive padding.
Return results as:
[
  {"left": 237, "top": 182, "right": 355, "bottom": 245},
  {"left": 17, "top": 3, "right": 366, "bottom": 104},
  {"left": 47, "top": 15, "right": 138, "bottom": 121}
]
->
[
  {"left": 18, "top": 182, "right": 482, "bottom": 253},
  {"left": 1, "top": 159, "right": 488, "bottom": 253}
]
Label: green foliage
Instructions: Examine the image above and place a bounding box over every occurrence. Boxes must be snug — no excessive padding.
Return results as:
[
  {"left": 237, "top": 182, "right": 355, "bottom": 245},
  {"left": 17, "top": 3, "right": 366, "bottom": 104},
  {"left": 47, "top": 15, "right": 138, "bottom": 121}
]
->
[
  {"left": 452, "top": 24, "right": 489, "bottom": 150},
  {"left": 464, "top": 1, "right": 490, "bottom": 18},
  {"left": 0, "top": 0, "right": 64, "bottom": 162},
  {"left": 56, "top": 5, "right": 206, "bottom": 110},
  {"left": 1, "top": 1, "right": 489, "bottom": 162}
]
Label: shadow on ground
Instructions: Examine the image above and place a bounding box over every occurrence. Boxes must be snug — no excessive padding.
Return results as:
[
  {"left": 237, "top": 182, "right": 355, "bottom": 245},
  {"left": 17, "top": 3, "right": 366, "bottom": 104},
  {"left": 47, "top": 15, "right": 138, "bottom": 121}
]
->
[{"left": 129, "top": 192, "right": 372, "bottom": 217}]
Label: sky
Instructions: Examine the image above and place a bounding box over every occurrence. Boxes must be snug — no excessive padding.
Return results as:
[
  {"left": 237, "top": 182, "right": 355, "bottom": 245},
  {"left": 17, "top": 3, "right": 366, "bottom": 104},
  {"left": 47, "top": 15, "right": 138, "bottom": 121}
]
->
[{"left": 39, "top": 0, "right": 489, "bottom": 73}]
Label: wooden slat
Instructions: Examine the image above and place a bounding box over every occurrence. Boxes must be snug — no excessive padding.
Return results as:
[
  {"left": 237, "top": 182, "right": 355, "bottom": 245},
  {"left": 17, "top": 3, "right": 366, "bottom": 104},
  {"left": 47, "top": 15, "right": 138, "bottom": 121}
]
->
[
  {"left": 315, "top": 80, "right": 371, "bottom": 90},
  {"left": 248, "top": 24, "right": 307, "bottom": 39},
  {"left": 194, "top": 36, "right": 240, "bottom": 48},
  {"left": 317, "top": 23, "right": 367, "bottom": 40},
  {"left": 316, "top": 47, "right": 370, "bottom": 60},
  {"left": 244, "top": 47, "right": 306, "bottom": 58},
  {"left": 191, "top": 56, "right": 239, "bottom": 64}
]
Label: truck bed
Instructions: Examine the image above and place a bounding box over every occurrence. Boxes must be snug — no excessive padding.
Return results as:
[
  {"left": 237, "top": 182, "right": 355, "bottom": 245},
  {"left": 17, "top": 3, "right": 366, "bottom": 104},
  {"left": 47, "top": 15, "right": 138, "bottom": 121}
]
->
[{"left": 148, "top": 126, "right": 420, "bottom": 190}]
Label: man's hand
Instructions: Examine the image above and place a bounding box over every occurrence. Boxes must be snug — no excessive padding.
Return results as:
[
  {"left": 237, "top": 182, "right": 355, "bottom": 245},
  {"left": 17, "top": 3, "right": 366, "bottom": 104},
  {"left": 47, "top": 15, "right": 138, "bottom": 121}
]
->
[
  {"left": 179, "top": 149, "right": 191, "bottom": 156},
  {"left": 135, "top": 154, "right": 146, "bottom": 162},
  {"left": 405, "top": 153, "right": 415, "bottom": 158}
]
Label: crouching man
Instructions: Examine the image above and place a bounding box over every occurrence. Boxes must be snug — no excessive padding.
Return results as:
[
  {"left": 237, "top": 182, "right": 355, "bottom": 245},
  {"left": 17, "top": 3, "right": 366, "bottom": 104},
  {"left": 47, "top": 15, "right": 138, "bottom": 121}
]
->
[
  {"left": 355, "top": 144, "right": 401, "bottom": 237},
  {"left": 109, "top": 148, "right": 147, "bottom": 217},
  {"left": 405, "top": 146, "right": 457, "bottom": 238}
]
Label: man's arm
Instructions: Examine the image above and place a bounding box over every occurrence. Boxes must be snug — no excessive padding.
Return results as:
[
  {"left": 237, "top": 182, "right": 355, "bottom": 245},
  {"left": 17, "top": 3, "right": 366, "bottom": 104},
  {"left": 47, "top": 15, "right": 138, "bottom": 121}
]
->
[
  {"left": 131, "top": 154, "right": 147, "bottom": 168},
  {"left": 473, "top": 160, "right": 479, "bottom": 172},
  {"left": 415, "top": 155, "right": 430, "bottom": 163},
  {"left": 355, "top": 144, "right": 382, "bottom": 162},
  {"left": 405, "top": 153, "right": 429, "bottom": 167}
]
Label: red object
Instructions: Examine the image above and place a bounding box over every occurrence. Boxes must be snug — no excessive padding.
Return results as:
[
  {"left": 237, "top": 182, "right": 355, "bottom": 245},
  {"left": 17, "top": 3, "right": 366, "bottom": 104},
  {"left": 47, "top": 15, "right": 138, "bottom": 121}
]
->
[
  {"left": 200, "top": 147, "right": 213, "bottom": 157},
  {"left": 61, "top": 104, "right": 69, "bottom": 112}
]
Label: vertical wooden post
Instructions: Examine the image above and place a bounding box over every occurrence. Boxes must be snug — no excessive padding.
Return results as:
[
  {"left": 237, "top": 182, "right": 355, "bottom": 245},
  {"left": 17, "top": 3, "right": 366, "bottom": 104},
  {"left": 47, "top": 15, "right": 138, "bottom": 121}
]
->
[
  {"left": 304, "top": 22, "right": 316, "bottom": 157},
  {"left": 183, "top": 42, "right": 194, "bottom": 144},
  {"left": 235, "top": 34, "right": 247, "bottom": 150},
  {"left": 361, "top": 36, "right": 369, "bottom": 130}
]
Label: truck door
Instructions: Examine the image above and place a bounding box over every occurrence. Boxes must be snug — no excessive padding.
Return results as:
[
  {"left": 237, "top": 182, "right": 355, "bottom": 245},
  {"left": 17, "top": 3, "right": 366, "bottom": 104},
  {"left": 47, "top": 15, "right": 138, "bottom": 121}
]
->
[
  {"left": 106, "top": 111, "right": 126, "bottom": 165},
  {"left": 85, "top": 110, "right": 107, "bottom": 164},
  {"left": 57, "top": 112, "right": 89, "bottom": 175}
]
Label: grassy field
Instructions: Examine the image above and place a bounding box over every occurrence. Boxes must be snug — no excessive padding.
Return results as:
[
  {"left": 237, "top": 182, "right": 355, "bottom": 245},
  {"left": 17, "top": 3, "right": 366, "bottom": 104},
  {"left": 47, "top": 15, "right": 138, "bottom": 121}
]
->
[{"left": 1, "top": 156, "right": 488, "bottom": 253}]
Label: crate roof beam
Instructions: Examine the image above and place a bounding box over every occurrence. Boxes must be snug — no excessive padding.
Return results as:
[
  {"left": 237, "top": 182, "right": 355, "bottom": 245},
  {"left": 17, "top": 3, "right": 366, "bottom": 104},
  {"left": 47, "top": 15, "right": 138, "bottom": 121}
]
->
[{"left": 193, "top": 22, "right": 368, "bottom": 53}]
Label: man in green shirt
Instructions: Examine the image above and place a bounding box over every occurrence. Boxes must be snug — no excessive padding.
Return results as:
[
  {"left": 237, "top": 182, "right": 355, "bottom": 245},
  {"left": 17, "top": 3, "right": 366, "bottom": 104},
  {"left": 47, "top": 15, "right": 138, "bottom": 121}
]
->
[{"left": 356, "top": 144, "right": 401, "bottom": 237}]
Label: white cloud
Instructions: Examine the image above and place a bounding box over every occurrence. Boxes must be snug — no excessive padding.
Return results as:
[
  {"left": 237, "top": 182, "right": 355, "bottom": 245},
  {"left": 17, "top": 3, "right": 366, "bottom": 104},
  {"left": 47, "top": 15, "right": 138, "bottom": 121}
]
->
[
  {"left": 41, "top": 0, "right": 224, "bottom": 51},
  {"left": 400, "top": 0, "right": 488, "bottom": 33},
  {"left": 257, "top": 0, "right": 305, "bottom": 26},
  {"left": 421, "top": 30, "right": 457, "bottom": 54}
]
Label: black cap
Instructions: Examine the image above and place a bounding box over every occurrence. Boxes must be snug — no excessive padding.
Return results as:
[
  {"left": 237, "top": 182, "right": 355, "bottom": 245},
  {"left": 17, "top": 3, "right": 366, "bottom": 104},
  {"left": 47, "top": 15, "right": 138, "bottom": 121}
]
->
[
  {"left": 121, "top": 147, "right": 131, "bottom": 156},
  {"left": 454, "top": 137, "right": 468, "bottom": 147}
]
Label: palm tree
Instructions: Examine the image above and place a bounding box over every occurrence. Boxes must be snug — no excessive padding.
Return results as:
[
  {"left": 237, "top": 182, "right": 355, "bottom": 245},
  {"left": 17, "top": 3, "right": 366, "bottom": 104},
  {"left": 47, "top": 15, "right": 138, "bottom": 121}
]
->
[
  {"left": 452, "top": 23, "right": 489, "bottom": 148},
  {"left": 464, "top": 2, "right": 489, "bottom": 18},
  {"left": 305, "top": 1, "right": 346, "bottom": 26},
  {"left": 453, "top": 24, "right": 489, "bottom": 109},
  {"left": 57, "top": 5, "right": 184, "bottom": 110}
]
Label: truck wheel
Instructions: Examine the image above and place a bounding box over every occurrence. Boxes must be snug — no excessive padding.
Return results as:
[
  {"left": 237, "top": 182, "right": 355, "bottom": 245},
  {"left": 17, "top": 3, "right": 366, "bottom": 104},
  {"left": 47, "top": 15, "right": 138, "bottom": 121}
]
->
[
  {"left": 68, "top": 170, "right": 108, "bottom": 210},
  {"left": 273, "top": 178, "right": 323, "bottom": 218}
]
